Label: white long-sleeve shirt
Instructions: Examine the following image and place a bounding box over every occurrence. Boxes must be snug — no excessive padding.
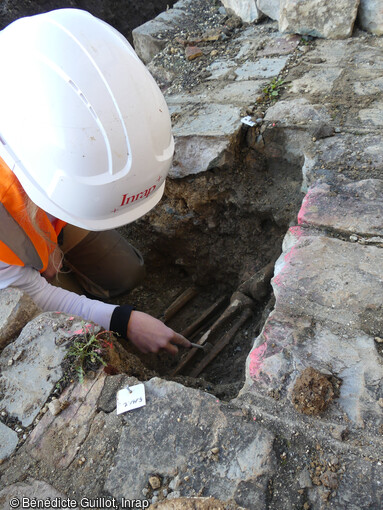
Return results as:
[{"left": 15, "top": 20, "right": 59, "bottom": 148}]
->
[{"left": 0, "top": 261, "right": 117, "bottom": 330}]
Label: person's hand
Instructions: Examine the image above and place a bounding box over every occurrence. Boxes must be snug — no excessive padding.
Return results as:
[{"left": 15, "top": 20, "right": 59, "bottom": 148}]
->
[{"left": 127, "top": 310, "right": 191, "bottom": 355}]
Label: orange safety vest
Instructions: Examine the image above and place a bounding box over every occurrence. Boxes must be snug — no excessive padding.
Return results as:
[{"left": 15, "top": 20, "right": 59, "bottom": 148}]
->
[{"left": 0, "top": 157, "right": 66, "bottom": 272}]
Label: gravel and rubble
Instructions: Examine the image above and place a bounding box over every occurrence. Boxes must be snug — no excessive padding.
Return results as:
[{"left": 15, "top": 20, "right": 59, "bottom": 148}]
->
[{"left": 0, "top": 0, "right": 382, "bottom": 509}]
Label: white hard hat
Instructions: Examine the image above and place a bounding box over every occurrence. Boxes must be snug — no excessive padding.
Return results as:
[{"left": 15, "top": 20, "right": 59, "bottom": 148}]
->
[{"left": 0, "top": 9, "right": 174, "bottom": 230}]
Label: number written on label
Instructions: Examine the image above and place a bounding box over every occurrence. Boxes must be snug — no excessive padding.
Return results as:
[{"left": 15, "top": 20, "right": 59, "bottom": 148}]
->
[{"left": 116, "top": 384, "right": 146, "bottom": 415}]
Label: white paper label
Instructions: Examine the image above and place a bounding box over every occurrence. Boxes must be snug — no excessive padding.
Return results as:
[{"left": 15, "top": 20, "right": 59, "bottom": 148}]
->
[
  {"left": 116, "top": 384, "right": 146, "bottom": 415},
  {"left": 241, "top": 116, "right": 256, "bottom": 127}
]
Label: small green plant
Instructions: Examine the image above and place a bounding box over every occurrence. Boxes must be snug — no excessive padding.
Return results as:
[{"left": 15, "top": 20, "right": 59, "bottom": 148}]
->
[
  {"left": 263, "top": 77, "right": 285, "bottom": 101},
  {"left": 65, "top": 325, "right": 113, "bottom": 383}
]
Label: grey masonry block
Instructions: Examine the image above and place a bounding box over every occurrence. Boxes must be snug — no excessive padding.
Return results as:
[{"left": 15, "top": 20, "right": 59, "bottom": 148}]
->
[{"left": 0, "top": 288, "right": 41, "bottom": 350}]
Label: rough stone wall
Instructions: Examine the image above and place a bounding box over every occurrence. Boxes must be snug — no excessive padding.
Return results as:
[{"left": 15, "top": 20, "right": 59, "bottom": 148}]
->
[{"left": 222, "top": 0, "right": 383, "bottom": 37}]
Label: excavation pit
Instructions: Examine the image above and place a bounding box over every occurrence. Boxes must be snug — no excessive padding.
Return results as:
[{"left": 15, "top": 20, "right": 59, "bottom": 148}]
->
[{"left": 113, "top": 129, "right": 305, "bottom": 399}]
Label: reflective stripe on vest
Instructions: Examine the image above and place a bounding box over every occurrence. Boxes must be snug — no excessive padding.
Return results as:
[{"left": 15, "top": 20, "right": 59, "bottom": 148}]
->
[
  {"left": 0, "top": 157, "right": 66, "bottom": 271},
  {"left": 0, "top": 202, "right": 43, "bottom": 269}
]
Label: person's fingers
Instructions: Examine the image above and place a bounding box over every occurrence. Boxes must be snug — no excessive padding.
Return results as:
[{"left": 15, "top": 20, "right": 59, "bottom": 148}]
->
[
  {"left": 170, "top": 332, "right": 191, "bottom": 348},
  {"left": 126, "top": 310, "right": 191, "bottom": 355},
  {"left": 162, "top": 342, "right": 179, "bottom": 355}
]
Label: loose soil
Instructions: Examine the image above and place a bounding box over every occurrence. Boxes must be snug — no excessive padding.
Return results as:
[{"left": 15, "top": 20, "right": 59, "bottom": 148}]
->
[{"left": 291, "top": 367, "right": 337, "bottom": 416}]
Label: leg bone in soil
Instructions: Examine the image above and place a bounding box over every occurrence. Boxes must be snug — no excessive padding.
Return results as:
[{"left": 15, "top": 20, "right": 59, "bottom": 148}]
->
[{"left": 171, "top": 260, "right": 276, "bottom": 376}]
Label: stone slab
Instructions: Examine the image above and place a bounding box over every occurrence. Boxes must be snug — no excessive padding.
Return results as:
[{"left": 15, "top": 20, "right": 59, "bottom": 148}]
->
[
  {"left": 132, "top": 0, "right": 192, "bottom": 65},
  {"left": 354, "top": 76, "right": 383, "bottom": 95},
  {"left": 168, "top": 100, "right": 241, "bottom": 178},
  {"left": 0, "top": 313, "right": 92, "bottom": 427},
  {"left": 289, "top": 67, "right": 342, "bottom": 95},
  {"left": 235, "top": 56, "right": 289, "bottom": 80},
  {"left": 28, "top": 371, "right": 106, "bottom": 468},
  {"left": 301, "top": 133, "right": 383, "bottom": 189},
  {"left": 358, "top": 0, "right": 383, "bottom": 35},
  {"left": 0, "top": 422, "right": 18, "bottom": 461},
  {"left": 258, "top": 35, "right": 300, "bottom": 56},
  {"left": 264, "top": 98, "right": 331, "bottom": 125},
  {"left": 165, "top": 92, "right": 209, "bottom": 106},
  {"left": 206, "top": 60, "right": 236, "bottom": 80},
  {"left": 279, "top": 0, "right": 359, "bottom": 39},
  {"left": 132, "top": 20, "right": 169, "bottom": 64},
  {"left": 210, "top": 80, "right": 268, "bottom": 105},
  {"left": 172, "top": 104, "right": 241, "bottom": 137},
  {"left": 346, "top": 43, "right": 383, "bottom": 71},
  {"left": 323, "top": 457, "right": 383, "bottom": 510},
  {"left": 272, "top": 230, "right": 383, "bottom": 331},
  {"left": 105, "top": 378, "right": 275, "bottom": 509},
  {"left": 234, "top": 39, "right": 260, "bottom": 60},
  {"left": 359, "top": 101, "right": 383, "bottom": 126},
  {"left": 155, "top": 7, "right": 189, "bottom": 24},
  {"left": 170, "top": 135, "right": 231, "bottom": 178},
  {"left": 173, "top": 0, "right": 192, "bottom": 8},
  {"left": 298, "top": 179, "right": 383, "bottom": 236},
  {"left": 301, "top": 40, "right": 354, "bottom": 67},
  {"left": 0, "top": 288, "right": 41, "bottom": 349}
]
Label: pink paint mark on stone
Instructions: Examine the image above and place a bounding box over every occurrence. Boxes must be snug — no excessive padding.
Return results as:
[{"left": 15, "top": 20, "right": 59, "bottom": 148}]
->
[
  {"left": 273, "top": 244, "right": 298, "bottom": 288},
  {"left": 72, "top": 323, "right": 92, "bottom": 335},
  {"left": 273, "top": 226, "right": 306, "bottom": 290},
  {"left": 272, "top": 273, "right": 283, "bottom": 287},
  {"left": 249, "top": 343, "right": 268, "bottom": 380},
  {"left": 288, "top": 225, "right": 304, "bottom": 240},
  {"left": 297, "top": 188, "right": 315, "bottom": 225}
]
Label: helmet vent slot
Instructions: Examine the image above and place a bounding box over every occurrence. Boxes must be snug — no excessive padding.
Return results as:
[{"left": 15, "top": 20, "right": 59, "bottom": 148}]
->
[
  {"left": 68, "top": 79, "right": 96, "bottom": 117},
  {"left": 68, "top": 79, "right": 79, "bottom": 91},
  {"left": 88, "top": 106, "right": 98, "bottom": 120}
]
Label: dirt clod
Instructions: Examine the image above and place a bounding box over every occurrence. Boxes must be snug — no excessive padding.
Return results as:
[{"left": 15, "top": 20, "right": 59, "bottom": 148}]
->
[
  {"left": 320, "top": 469, "right": 338, "bottom": 490},
  {"left": 149, "top": 475, "right": 161, "bottom": 490},
  {"left": 291, "top": 367, "right": 335, "bottom": 416}
]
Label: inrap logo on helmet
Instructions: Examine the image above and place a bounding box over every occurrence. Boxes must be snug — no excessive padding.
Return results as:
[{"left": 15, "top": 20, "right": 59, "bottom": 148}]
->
[{"left": 120, "top": 185, "right": 157, "bottom": 207}]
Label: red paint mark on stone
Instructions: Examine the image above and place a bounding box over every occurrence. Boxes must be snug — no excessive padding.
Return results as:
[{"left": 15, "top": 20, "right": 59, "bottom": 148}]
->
[{"left": 249, "top": 343, "right": 268, "bottom": 380}]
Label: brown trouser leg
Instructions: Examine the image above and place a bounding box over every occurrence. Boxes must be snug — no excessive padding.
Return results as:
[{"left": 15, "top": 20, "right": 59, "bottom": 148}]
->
[{"left": 60, "top": 225, "right": 145, "bottom": 299}]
